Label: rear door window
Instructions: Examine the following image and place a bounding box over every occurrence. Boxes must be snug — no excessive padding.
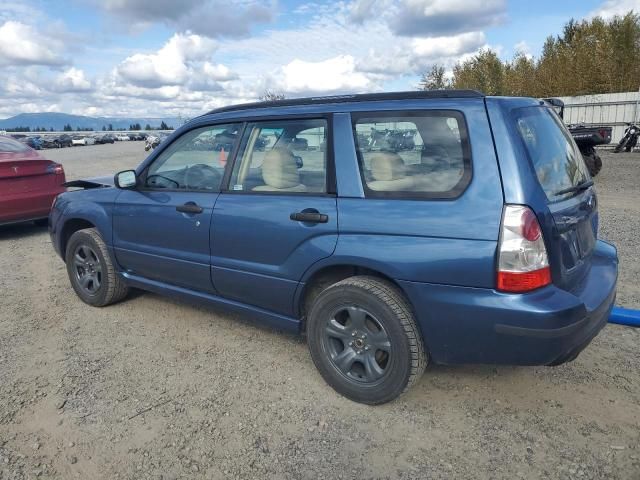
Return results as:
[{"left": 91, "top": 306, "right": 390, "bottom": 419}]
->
[
  {"left": 352, "top": 111, "right": 471, "bottom": 199},
  {"left": 514, "top": 107, "right": 589, "bottom": 201}
]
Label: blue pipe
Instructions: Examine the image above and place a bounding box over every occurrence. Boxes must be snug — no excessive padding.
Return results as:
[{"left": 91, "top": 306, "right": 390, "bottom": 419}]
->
[{"left": 609, "top": 307, "right": 640, "bottom": 327}]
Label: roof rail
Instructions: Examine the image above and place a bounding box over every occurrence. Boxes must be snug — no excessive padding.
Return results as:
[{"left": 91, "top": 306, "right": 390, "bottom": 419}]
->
[{"left": 205, "top": 90, "right": 485, "bottom": 116}]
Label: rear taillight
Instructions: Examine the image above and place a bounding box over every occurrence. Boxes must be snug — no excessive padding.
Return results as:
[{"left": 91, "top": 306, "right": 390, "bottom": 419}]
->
[
  {"left": 497, "top": 205, "right": 551, "bottom": 293},
  {"left": 47, "top": 163, "right": 64, "bottom": 175}
]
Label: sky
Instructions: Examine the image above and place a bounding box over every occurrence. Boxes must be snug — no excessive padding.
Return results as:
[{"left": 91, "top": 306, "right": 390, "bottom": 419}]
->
[{"left": 0, "top": 0, "right": 637, "bottom": 119}]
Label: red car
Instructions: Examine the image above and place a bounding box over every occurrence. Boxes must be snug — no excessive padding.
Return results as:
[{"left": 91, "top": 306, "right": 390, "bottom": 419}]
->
[{"left": 0, "top": 136, "right": 66, "bottom": 226}]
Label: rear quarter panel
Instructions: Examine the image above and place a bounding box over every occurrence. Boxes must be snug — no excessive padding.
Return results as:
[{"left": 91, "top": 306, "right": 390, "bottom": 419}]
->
[{"left": 323, "top": 98, "right": 504, "bottom": 288}]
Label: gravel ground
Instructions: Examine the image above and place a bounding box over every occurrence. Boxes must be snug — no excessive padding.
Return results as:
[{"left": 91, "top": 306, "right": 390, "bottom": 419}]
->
[{"left": 0, "top": 143, "right": 639, "bottom": 480}]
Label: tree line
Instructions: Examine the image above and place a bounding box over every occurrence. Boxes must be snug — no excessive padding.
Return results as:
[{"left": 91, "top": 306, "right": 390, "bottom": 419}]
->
[
  {"left": 6, "top": 122, "right": 174, "bottom": 132},
  {"left": 420, "top": 12, "right": 640, "bottom": 97}
]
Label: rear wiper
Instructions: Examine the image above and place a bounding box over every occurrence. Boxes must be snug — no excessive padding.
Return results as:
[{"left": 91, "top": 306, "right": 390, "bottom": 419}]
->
[{"left": 554, "top": 179, "right": 594, "bottom": 197}]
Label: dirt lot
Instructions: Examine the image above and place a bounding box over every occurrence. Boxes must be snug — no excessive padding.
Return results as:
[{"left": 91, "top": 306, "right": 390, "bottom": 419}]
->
[{"left": 1, "top": 143, "right": 639, "bottom": 480}]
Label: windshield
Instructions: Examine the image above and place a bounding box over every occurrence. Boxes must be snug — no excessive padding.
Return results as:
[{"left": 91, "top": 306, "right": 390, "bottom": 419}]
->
[
  {"left": 0, "top": 136, "right": 31, "bottom": 153},
  {"left": 514, "top": 106, "right": 589, "bottom": 201}
]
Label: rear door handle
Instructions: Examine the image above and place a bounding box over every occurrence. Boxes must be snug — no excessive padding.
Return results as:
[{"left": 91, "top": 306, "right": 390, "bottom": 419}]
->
[
  {"left": 290, "top": 212, "right": 328, "bottom": 223},
  {"left": 176, "top": 202, "right": 203, "bottom": 214}
]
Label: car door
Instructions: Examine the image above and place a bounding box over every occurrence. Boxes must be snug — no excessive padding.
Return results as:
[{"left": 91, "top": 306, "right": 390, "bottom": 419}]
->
[
  {"left": 211, "top": 117, "right": 338, "bottom": 315},
  {"left": 113, "top": 123, "right": 241, "bottom": 292}
]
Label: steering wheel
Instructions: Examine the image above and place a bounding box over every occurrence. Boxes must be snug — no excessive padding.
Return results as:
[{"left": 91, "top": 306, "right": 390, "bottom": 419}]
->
[
  {"left": 146, "top": 174, "right": 179, "bottom": 189},
  {"left": 184, "top": 164, "right": 221, "bottom": 190}
]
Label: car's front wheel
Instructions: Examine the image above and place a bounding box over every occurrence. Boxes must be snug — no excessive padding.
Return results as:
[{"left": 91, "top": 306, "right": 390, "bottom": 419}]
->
[
  {"left": 65, "top": 228, "right": 128, "bottom": 307},
  {"left": 307, "top": 276, "right": 427, "bottom": 404}
]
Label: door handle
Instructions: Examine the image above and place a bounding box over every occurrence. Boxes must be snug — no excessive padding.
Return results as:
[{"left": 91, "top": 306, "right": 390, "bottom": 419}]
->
[
  {"left": 290, "top": 211, "right": 328, "bottom": 223},
  {"left": 176, "top": 202, "right": 203, "bottom": 214}
]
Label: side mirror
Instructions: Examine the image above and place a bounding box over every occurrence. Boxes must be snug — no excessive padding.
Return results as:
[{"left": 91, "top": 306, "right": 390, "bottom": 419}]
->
[{"left": 114, "top": 170, "right": 137, "bottom": 189}]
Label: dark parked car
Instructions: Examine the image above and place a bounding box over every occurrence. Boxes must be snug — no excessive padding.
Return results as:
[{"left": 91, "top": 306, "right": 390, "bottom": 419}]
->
[
  {"left": 95, "top": 134, "right": 115, "bottom": 144},
  {"left": 49, "top": 91, "right": 617, "bottom": 404},
  {"left": 55, "top": 134, "right": 73, "bottom": 148},
  {"left": 1, "top": 136, "right": 66, "bottom": 225},
  {"left": 41, "top": 136, "right": 60, "bottom": 149}
]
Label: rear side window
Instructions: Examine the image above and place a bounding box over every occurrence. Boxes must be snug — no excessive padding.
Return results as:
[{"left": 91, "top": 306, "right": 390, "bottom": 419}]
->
[
  {"left": 0, "top": 136, "right": 30, "bottom": 153},
  {"left": 514, "top": 107, "right": 589, "bottom": 201},
  {"left": 352, "top": 111, "right": 471, "bottom": 199}
]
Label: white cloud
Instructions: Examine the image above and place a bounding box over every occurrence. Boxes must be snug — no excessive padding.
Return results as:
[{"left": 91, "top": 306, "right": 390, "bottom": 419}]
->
[
  {"left": 53, "top": 68, "right": 92, "bottom": 92},
  {"left": 589, "top": 0, "right": 640, "bottom": 19},
  {"left": 349, "top": 0, "right": 507, "bottom": 37},
  {"left": 269, "top": 55, "right": 376, "bottom": 95},
  {"left": 412, "top": 31, "right": 486, "bottom": 59},
  {"left": 0, "top": 21, "right": 66, "bottom": 66},
  {"left": 97, "top": 0, "right": 275, "bottom": 38},
  {"left": 117, "top": 33, "right": 218, "bottom": 88}
]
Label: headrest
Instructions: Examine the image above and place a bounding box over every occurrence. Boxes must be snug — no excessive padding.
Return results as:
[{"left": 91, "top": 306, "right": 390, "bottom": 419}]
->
[
  {"left": 370, "top": 152, "right": 406, "bottom": 181},
  {"left": 262, "top": 148, "right": 300, "bottom": 189}
]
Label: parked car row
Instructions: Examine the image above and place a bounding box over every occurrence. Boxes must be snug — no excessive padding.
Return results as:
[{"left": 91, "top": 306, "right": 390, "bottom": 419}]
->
[{"left": 8, "top": 132, "right": 152, "bottom": 149}]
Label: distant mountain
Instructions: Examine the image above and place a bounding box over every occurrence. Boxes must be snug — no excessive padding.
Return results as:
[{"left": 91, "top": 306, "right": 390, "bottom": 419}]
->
[{"left": 0, "top": 112, "right": 181, "bottom": 131}]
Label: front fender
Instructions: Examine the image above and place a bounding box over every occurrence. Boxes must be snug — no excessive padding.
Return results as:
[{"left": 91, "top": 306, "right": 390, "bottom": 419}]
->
[{"left": 53, "top": 188, "right": 120, "bottom": 259}]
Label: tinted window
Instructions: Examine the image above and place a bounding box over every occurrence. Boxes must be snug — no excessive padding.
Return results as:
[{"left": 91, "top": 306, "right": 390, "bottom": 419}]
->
[
  {"left": 145, "top": 124, "right": 240, "bottom": 191},
  {"left": 353, "top": 111, "right": 471, "bottom": 198},
  {"left": 229, "top": 119, "right": 327, "bottom": 193},
  {"left": 514, "top": 107, "right": 589, "bottom": 201},
  {"left": 0, "top": 136, "right": 30, "bottom": 153}
]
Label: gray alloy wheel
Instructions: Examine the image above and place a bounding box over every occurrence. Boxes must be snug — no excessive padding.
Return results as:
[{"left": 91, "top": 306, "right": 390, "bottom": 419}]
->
[
  {"left": 307, "top": 276, "right": 427, "bottom": 404},
  {"left": 322, "top": 305, "right": 392, "bottom": 384},
  {"left": 72, "top": 244, "right": 102, "bottom": 296},
  {"left": 65, "top": 228, "right": 128, "bottom": 307}
]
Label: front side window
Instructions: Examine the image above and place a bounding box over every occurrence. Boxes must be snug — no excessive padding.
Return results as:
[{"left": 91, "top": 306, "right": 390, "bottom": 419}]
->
[
  {"left": 229, "top": 119, "right": 328, "bottom": 193},
  {"left": 144, "top": 123, "right": 241, "bottom": 191},
  {"left": 353, "top": 111, "right": 471, "bottom": 198}
]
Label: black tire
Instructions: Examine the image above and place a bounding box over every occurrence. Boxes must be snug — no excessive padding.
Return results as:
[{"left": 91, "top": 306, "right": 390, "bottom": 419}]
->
[
  {"left": 614, "top": 136, "right": 628, "bottom": 153},
  {"left": 306, "top": 276, "right": 427, "bottom": 404},
  {"left": 582, "top": 149, "right": 602, "bottom": 177},
  {"left": 65, "top": 228, "right": 128, "bottom": 307},
  {"left": 33, "top": 218, "right": 49, "bottom": 227}
]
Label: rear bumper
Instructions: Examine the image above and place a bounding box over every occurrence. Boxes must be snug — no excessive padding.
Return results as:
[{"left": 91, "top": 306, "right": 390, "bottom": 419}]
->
[
  {"left": 0, "top": 187, "right": 65, "bottom": 225},
  {"left": 398, "top": 240, "right": 618, "bottom": 365}
]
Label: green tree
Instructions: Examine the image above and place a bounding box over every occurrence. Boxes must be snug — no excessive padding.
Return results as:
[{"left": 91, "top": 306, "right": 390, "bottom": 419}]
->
[
  {"left": 453, "top": 49, "right": 505, "bottom": 95},
  {"left": 446, "top": 11, "right": 640, "bottom": 97},
  {"left": 419, "top": 65, "right": 451, "bottom": 90},
  {"left": 260, "top": 90, "right": 286, "bottom": 101}
]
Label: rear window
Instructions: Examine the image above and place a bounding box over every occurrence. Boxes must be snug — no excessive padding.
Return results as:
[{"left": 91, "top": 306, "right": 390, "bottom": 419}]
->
[
  {"left": 0, "top": 136, "right": 30, "bottom": 153},
  {"left": 514, "top": 107, "right": 589, "bottom": 201},
  {"left": 352, "top": 111, "right": 472, "bottom": 199}
]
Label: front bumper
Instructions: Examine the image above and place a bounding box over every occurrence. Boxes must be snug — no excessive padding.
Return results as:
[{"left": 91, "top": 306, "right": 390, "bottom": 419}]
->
[{"left": 398, "top": 240, "right": 618, "bottom": 365}]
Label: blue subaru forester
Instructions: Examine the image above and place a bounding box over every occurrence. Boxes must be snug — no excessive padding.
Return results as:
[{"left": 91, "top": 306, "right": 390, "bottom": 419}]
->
[{"left": 49, "top": 91, "right": 618, "bottom": 404}]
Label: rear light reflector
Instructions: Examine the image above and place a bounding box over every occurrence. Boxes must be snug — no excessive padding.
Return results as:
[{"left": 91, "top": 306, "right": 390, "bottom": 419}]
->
[
  {"left": 47, "top": 163, "right": 64, "bottom": 175},
  {"left": 497, "top": 205, "right": 551, "bottom": 293},
  {"left": 497, "top": 268, "right": 551, "bottom": 293}
]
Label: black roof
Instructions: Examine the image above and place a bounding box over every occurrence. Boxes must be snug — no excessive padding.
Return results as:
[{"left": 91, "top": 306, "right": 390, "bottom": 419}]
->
[{"left": 205, "top": 90, "right": 484, "bottom": 116}]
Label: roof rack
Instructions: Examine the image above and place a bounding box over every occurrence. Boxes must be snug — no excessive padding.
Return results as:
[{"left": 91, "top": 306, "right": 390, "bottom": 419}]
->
[{"left": 205, "top": 90, "right": 484, "bottom": 116}]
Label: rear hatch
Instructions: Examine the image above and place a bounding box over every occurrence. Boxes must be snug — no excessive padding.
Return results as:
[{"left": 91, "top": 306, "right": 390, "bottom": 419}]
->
[{"left": 513, "top": 106, "right": 597, "bottom": 291}]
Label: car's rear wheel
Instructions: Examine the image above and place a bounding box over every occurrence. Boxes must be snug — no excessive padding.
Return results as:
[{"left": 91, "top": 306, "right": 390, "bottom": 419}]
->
[
  {"left": 307, "top": 276, "right": 427, "bottom": 404},
  {"left": 65, "top": 228, "right": 128, "bottom": 307}
]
